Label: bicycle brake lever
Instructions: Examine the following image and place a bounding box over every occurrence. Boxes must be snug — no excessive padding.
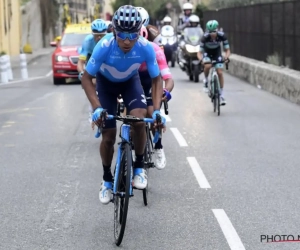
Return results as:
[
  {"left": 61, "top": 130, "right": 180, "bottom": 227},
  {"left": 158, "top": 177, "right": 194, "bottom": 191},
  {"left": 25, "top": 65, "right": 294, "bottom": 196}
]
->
[
  {"left": 95, "top": 128, "right": 101, "bottom": 138},
  {"left": 153, "top": 130, "right": 160, "bottom": 143},
  {"left": 94, "top": 109, "right": 107, "bottom": 139}
]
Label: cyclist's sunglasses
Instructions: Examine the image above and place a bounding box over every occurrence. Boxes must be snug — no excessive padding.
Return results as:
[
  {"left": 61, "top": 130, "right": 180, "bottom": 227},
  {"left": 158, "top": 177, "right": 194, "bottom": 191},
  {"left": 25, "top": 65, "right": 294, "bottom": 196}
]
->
[
  {"left": 116, "top": 31, "right": 139, "bottom": 41},
  {"left": 92, "top": 30, "right": 107, "bottom": 35},
  {"left": 209, "top": 30, "right": 218, "bottom": 34}
]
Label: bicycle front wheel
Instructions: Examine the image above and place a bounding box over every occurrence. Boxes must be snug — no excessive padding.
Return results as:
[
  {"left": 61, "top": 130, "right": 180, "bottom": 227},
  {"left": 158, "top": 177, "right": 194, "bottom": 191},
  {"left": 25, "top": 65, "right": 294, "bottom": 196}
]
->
[
  {"left": 114, "top": 143, "right": 132, "bottom": 246},
  {"left": 143, "top": 125, "right": 153, "bottom": 206},
  {"left": 213, "top": 75, "right": 221, "bottom": 116},
  {"left": 213, "top": 76, "right": 217, "bottom": 113}
]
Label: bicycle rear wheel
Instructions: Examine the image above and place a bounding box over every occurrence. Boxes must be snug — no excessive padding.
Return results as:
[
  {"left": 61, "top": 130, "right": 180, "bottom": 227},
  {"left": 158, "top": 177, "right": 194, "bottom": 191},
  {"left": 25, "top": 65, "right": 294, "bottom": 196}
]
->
[
  {"left": 213, "top": 77, "right": 217, "bottom": 113},
  {"left": 114, "top": 143, "right": 132, "bottom": 246},
  {"left": 213, "top": 75, "right": 220, "bottom": 116},
  {"left": 143, "top": 125, "right": 153, "bottom": 206}
]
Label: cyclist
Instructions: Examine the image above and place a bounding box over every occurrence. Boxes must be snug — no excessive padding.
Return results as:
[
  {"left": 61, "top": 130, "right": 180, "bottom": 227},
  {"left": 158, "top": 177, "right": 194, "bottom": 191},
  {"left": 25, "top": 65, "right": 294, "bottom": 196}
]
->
[
  {"left": 81, "top": 5, "right": 166, "bottom": 204},
  {"left": 139, "top": 25, "right": 174, "bottom": 170},
  {"left": 107, "top": 23, "right": 113, "bottom": 33},
  {"left": 77, "top": 19, "right": 108, "bottom": 79},
  {"left": 197, "top": 20, "right": 230, "bottom": 105},
  {"left": 136, "top": 7, "right": 150, "bottom": 26},
  {"left": 77, "top": 19, "right": 108, "bottom": 122}
]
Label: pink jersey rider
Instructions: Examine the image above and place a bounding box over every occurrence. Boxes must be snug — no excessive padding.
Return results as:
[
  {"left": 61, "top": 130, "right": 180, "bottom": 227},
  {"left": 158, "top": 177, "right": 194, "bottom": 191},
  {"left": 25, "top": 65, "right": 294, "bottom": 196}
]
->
[{"left": 139, "top": 27, "right": 172, "bottom": 81}]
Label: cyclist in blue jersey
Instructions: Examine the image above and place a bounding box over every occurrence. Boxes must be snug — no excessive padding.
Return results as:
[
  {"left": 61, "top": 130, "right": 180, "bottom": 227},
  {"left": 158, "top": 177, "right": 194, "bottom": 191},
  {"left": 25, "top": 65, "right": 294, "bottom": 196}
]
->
[
  {"left": 77, "top": 19, "right": 108, "bottom": 79},
  {"left": 77, "top": 19, "right": 107, "bottom": 123},
  {"left": 81, "top": 5, "right": 166, "bottom": 205}
]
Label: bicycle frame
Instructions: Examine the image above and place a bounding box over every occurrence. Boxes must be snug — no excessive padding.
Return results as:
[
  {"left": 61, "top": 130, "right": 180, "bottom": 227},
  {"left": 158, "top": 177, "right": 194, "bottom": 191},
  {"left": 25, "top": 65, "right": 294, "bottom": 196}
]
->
[
  {"left": 208, "top": 65, "right": 220, "bottom": 97},
  {"left": 113, "top": 124, "right": 133, "bottom": 196}
]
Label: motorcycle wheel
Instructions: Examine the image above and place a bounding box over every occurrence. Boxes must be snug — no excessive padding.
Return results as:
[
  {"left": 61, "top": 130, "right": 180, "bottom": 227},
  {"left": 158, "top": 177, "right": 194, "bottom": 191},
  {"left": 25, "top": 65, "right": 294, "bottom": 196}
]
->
[
  {"left": 193, "top": 69, "right": 199, "bottom": 83},
  {"left": 171, "top": 54, "right": 176, "bottom": 68}
]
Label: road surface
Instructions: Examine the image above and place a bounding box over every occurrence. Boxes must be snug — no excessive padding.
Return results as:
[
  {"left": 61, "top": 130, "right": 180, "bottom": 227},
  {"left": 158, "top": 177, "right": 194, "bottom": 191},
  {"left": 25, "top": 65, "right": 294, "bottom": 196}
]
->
[{"left": 1, "top": 53, "right": 300, "bottom": 250}]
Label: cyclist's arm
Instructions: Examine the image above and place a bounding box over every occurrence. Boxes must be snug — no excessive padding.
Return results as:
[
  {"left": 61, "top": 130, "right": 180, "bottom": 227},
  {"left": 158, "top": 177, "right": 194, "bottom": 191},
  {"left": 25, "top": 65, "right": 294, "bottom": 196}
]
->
[
  {"left": 144, "top": 42, "right": 163, "bottom": 111},
  {"left": 220, "top": 32, "right": 231, "bottom": 59},
  {"left": 154, "top": 43, "right": 174, "bottom": 92},
  {"left": 82, "top": 42, "right": 105, "bottom": 110},
  {"left": 77, "top": 59, "right": 86, "bottom": 73},
  {"left": 197, "top": 36, "right": 206, "bottom": 61},
  {"left": 77, "top": 39, "right": 89, "bottom": 72}
]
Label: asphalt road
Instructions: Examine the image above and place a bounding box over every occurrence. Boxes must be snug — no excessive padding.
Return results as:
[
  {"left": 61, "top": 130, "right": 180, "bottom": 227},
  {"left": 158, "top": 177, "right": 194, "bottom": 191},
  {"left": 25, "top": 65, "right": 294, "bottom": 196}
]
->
[{"left": 1, "top": 53, "right": 300, "bottom": 250}]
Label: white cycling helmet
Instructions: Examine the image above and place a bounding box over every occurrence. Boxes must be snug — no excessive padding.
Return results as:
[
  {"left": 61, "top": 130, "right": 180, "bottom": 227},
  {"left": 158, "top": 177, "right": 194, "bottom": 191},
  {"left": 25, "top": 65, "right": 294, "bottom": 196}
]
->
[
  {"left": 163, "top": 16, "right": 172, "bottom": 23},
  {"left": 136, "top": 7, "right": 150, "bottom": 26},
  {"left": 189, "top": 15, "right": 199, "bottom": 23},
  {"left": 183, "top": 2, "right": 193, "bottom": 10}
]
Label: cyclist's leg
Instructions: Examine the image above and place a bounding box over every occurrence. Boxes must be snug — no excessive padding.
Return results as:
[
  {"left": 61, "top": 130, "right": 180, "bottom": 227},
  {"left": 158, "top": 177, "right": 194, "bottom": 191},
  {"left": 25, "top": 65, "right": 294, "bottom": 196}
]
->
[
  {"left": 121, "top": 73, "right": 148, "bottom": 189},
  {"left": 142, "top": 77, "right": 166, "bottom": 170},
  {"left": 202, "top": 54, "right": 212, "bottom": 91},
  {"left": 214, "top": 54, "right": 226, "bottom": 105},
  {"left": 87, "top": 78, "right": 97, "bottom": 124},
  {"left": 96, "top": 73, "right": 119, "bottom": 204}
]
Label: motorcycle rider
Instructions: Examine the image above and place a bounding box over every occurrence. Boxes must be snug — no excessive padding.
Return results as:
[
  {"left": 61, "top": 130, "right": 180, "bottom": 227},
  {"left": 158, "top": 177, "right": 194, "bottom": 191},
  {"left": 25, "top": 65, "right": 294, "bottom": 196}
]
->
[
  {"left": 177, "top": 15, "right": 203, "bottom": 66},
  {"left": 162, "top": 16, "right": 172, "bottom": 27},
  {"left": 177, "top": 2, "right": 194, "bottom": 30}
]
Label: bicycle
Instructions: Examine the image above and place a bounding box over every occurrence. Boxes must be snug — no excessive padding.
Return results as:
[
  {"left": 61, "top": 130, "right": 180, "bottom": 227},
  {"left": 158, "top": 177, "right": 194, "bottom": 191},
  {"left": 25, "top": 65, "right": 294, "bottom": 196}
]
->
[
  {"left": 142, "top": 98, "right": 169, "bottom": 206},
  {"left": 94, "top": 112, "right": 162, "bottom": 246},
  {"left": 203, "top": 58, "right": 230, "bottom": 116}
]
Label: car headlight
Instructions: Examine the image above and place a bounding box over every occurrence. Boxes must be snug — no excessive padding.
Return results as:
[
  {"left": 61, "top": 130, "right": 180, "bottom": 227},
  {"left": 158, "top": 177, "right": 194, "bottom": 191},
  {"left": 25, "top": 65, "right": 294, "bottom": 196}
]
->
[
  {"left": 56, "top": 55, "right": 69, "bottom": 62},
  {"left": 185, "top": 44, "right": 200, "bottom": 53}
]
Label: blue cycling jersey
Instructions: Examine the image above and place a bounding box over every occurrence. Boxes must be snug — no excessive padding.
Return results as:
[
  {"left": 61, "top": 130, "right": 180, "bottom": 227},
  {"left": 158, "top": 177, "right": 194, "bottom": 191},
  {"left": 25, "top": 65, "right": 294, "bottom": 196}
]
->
[
  {"left": 79, "top": 34, "right": 97, "bottom": 60},
  {"left": 85, "top": 33, "right": 160, "bottom": 83}
]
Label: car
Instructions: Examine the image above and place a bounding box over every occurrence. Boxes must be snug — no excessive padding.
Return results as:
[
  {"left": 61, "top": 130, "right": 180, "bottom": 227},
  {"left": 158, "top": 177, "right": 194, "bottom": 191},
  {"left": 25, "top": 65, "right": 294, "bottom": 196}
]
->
[{"left": 50, "top": 24, "right": 91, "bottom": 85}]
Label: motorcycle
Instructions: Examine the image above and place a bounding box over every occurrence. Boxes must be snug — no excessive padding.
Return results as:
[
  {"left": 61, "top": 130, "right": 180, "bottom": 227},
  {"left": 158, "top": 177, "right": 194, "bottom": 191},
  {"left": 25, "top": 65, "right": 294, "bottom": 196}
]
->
[
  {"left": 160, "top": 25, "right": 177, "bottom": 68},
  {"left": 177, "top": 26, "right": 203, "bottom": 83}
]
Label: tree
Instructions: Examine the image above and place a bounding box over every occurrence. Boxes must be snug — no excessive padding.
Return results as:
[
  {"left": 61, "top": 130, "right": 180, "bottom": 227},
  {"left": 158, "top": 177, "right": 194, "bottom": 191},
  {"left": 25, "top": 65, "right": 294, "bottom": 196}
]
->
[
  {"left": 209, "top": 0, "right": 290, "bottom": 9},
  {"left": 194, "top": 4, "right": 209, "bottom": 28},
  {"left": 40, "top": 0, "right": 59, "bottom": 47},
  {"left": 111, "top": 0, "right": 180, "bottom": 21}
]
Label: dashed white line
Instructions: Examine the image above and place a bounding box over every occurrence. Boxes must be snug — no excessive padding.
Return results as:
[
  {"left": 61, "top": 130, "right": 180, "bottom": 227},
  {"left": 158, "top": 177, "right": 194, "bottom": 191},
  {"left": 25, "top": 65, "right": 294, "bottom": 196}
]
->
[
  {"left": 187, "top": 157, "right": 211, "bottom": 188},
  {"left": 46, "top": 70, "right": 53, "bottom": 77},
  {"left": 0, "top": 76, "right": 46, "bottom": 86},
  {"left": 28, "top": 92, "right": 55, "bottom": 105},
  {"left": 213, "top": 209, "right": 246, "bottom": 250},
  {"left": 170, "top": 128, "right": 188, "bottom": 146}
]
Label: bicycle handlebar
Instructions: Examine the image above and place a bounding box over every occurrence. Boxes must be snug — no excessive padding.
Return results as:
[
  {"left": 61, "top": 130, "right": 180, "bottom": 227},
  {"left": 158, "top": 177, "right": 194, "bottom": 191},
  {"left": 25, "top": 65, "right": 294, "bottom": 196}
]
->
[
  {"left": 94, "top": 112, "right": 162, "bottom": 143},
  {"left": 162, "top": 92, "right": 169, "bottom": 115},
  {"left": 202, "top": 58, "right": 230, "bottom": 70}
]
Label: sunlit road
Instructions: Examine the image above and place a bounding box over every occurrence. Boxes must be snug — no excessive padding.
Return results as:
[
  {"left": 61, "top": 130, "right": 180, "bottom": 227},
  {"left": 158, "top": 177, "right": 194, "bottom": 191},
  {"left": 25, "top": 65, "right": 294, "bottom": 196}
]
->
[{"left": 1, "top": 53, "right": 300, "bottom": 250}]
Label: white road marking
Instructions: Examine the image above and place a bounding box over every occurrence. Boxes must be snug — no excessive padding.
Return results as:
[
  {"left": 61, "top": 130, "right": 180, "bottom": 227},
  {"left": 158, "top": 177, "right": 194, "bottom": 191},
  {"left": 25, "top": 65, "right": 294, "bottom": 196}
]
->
[
  {"left": 213, "top": 209, "right": 246, "bottom": 250},
  {"left": 0, "top": 76, "right": 46, "bottom": 86},
  {"left": 46, "top": 70, "right": 53, "bottom": 77},
  {"left": 187, "top": 157, "right": 211, "bottom": 188},
  {"left": 170, "top": 128, "right": 188, "bottom": 146},
  {"left": 29, "top": 92, "right": 55, "bottom": 105}
]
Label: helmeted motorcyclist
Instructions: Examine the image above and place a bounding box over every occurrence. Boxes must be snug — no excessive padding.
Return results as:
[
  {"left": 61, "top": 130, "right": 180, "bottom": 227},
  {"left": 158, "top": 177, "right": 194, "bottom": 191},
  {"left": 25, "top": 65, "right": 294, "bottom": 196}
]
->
[
  {"left": 162, "top": 16, "right": 172, "bottom": 26},
  {"left": 177, "top": 2, "right": 194, "bottom": 28}
]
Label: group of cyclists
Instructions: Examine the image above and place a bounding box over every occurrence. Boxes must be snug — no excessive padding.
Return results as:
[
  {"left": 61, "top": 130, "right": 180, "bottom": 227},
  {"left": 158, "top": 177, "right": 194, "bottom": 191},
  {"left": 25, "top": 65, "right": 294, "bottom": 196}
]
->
[{"left": 76, "top": 4, "right": 230, "bottom": 204}]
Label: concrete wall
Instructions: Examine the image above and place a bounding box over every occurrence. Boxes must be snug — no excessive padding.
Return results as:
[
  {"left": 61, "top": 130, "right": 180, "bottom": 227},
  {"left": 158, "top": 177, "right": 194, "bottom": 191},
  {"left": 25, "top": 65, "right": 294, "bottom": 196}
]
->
[
  {"left": 0, "top": 0, "right": 21, "bottom": 56},
  {"left": 21, "top": 0, "right": 43, "bottom": 52},
  {"left": 226, "top": 54, "right": 300, "bottom": 105}
]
